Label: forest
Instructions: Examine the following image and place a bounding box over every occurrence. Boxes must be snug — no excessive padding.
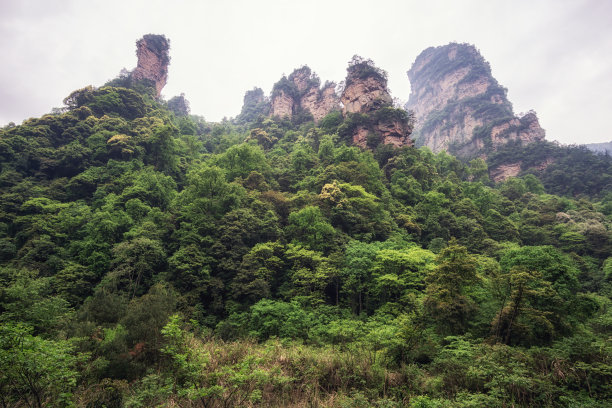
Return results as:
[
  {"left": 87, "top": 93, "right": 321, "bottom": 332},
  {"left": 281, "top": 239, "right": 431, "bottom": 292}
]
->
[{"left": 0, "top": 61, "right": 611, "bottom": 407}]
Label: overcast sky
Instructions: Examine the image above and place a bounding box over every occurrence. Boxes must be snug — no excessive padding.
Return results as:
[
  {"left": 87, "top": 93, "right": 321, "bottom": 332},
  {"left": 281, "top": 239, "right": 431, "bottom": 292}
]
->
[{"left": 1, "top": 0, "right": 611, "bottom": 144}]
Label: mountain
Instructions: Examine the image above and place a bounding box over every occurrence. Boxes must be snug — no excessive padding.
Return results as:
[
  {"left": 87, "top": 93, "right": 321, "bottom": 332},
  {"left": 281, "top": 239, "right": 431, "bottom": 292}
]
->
[
  {"left": 269, "top": 66, "right": 339, "bottom": 122},
  {"left": 406, "top": 43, "right": 545, "bottom": 158},
  {"left": 0, "top": 35, "right": 610, "bottom": 408},
  {"left": 238, "top": 56, "right": 413, "bottom": 148},
  {"left": 586, "top": 141, "right": 612, "bottom": 154}
]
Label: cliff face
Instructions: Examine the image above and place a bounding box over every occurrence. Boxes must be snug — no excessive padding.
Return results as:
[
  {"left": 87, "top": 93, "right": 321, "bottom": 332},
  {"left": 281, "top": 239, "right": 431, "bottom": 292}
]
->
[
  {"left": 341, "top": 58, "right": 413, "bottom": 148},
  {"left": 405, "top": 43, "right": 544, "bottom": 159},
  {"left": 237, "top": 88, "right": 269, "bottom": 123},
  {"left": 341, "top": 76, "right": 393, "bottom": 115},
  {"left": 270, "top": 89, "right": 294, "bottom": 118},
  {"left": 269, "top": 67, "right": 340, "bottom": 122},
  {"left": 301, "top": 82, "right": 339, "bottom": 122},
  {"left": 132, "top": 34, "right": 170, "bottom": 97},
  {"left": 253, "top": 60, "right": 412, "bottom": 149}
]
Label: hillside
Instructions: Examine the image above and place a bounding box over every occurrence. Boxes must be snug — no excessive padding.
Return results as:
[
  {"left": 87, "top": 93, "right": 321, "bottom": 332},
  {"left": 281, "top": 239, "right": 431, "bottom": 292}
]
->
[{"left": 0, "top": 35, "right": 611, "bottom": 407}]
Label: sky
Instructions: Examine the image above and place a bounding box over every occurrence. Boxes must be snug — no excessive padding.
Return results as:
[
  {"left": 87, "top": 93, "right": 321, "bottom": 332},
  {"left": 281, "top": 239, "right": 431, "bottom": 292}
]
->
[{"left": 1, "top": 0, "right": 611, "bottom": 145}]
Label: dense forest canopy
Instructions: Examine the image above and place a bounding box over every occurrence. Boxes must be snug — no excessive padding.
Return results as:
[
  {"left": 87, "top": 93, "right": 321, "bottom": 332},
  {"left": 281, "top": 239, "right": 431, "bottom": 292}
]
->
[{"left": 0, "top": 52, "right": 611, "bottom": 408}]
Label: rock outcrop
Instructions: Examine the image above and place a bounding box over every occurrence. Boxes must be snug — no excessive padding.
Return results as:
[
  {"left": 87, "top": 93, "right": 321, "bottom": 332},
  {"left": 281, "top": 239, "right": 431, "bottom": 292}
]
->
[
  {"left": 341, "top": 57, "right": 413, "bottom": 148},
  {"left": 375, "top": 117, "right": 413, "bottom": 147},
  {"left": 269, "top": 67, "right": 340, "bottom": 122},
  {"left": 489, "top": 162, "right": 522, "bottom": 182},
  {"left": 236, "top": 88, "right": 269, "bottom": 123},
  {"left": 405, "top": 43, "right": 545, "bottom": 159},
  {"left": 270, "top": 89, "right": 294, "bottom": 118},
  {"left": 301, "top": 83, "right": 339, "bottom": 122},
  {"left": 132, "top": 34, "right": 170, "bottom": 97},
  {"left": 340, "top": 58, "right": 394, "bottom": 116},
  {"left": 248, "top": 59, "right": 413, "bottom": 149}
]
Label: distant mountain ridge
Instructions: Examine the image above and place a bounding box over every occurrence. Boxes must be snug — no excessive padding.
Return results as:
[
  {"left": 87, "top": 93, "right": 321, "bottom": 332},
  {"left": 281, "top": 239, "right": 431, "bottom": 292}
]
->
[{"left": 585, "top": 141, "right": 612, "bottom": 154}]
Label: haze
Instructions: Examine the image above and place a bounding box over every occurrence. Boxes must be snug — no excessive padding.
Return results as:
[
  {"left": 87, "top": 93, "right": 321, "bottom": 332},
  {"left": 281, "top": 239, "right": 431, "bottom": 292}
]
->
[{"left": 1, "top": 0, "right": 611, "bottom": 145}]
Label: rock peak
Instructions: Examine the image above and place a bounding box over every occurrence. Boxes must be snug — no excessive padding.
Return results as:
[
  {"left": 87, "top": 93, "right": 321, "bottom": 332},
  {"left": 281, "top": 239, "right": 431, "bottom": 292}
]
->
[
  {"left": 269, "top": 66, "right": 340, "bottom": 122},
  {"left": 132, "top": 34, "right": 170, "bottom": 97},
  {"left": 341, "top": 56, "right": 393, "bottom": 115},
  {"left": 340, "top": 56, "right": 413, "bottom": 148},
  {"left": 406, "top": 43, "right": 544, "bottom": 159},
  {"left": 241, "top": 58, "right": 413, "bottom": 149}
]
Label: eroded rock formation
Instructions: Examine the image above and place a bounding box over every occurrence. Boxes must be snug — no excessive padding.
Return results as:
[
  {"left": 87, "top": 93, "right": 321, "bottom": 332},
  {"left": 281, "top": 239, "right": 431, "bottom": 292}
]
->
[
  {"left": 341, "top": 62, "right": 393, "bottom": 115},
  {"left": 132, "top": 34, "right": 170, "bottom": 97},
  {"left": 405, "top": 43, "right": 545, "bottom": 159},
  {"left": 341, "top": 57, "right": 413, "bottom": 148},
  {"left": 269, "top": 67, "right": 340, "bottom": 122},
  {"left": 270, "top": 89, "right": 294, "bottom": 118},
  {"left": 250, "top": 60, "right": 413, "bottom": 149}
]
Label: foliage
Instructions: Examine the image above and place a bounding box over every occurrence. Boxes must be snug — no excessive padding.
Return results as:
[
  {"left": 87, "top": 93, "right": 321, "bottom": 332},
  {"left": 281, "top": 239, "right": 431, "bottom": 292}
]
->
[
  {"left": 0, "top": 68, "right": 610, "bottom": 407},
  {"left": 488, "top": 141, "right": 612, "bottom": 198},
  {"left": 345, "top": 55, "right": 388, "bottom": 87},
  {"left": 0, "top": 322, "right": 86, "bottom": 408}
]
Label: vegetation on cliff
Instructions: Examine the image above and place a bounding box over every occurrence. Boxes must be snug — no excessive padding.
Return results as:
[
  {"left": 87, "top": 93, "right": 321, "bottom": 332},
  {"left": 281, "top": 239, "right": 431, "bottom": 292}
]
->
[
  {"left": 407, "top": 43, "right": 545, "bottom": 160},
  {"left": 0, "top": 50, "right": 610, "bottom": 408}
]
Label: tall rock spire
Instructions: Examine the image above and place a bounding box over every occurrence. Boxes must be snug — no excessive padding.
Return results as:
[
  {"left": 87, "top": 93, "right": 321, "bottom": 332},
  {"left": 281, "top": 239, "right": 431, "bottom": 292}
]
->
[
  {"left": 405, "top": 43, "right": 545, "bottom": 158},
  {"left": 132, "top": 34, "right": 170, "bottom": 97}
]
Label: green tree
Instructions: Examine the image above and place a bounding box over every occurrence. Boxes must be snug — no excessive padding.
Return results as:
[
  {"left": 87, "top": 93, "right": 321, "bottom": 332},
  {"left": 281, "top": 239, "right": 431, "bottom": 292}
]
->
[
  {"left": 230, "top": 242, "right": 285, "bottom": 305},
  {"left": 371, "top": 247, "right": 435, "bottom": 306},
  {"left": 341, "top": 240, "right": 382, "bottom": 314},
  {"left": 284, "top": 244, "right": 330, "bottom": 305},
  {"left": 496, "top": 245, "right": 582, "bottom": 342},
  {"left": 424, "top": 240, "right": 479, "bottom": 335},
  {"left": 0, "top": 323, "right": 85, "bottom": 408},
  {"left": 490, "top": 267, "right": 557, "bottom": 345},
  {"left": 248, "top": 299, "right": 312, "bottom": 340},
  {"left": 216, "top": 143, "right": 270, "bottom": 181},
  {"left": 286, "top": 206, "right": 335, "bottom": 252},
  {"left": 0, "top": 268, "right": 72, "bottom": 335},
  {"left": 107, "top": 237, "right": 166, "bottom": 298}
]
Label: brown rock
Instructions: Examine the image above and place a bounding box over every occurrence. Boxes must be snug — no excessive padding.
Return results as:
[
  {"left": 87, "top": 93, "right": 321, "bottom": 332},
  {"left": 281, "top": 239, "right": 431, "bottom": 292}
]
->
[
  {"left": 132, "top": 34, "right": 170, "bottom": 97},
  {"left": 341, "top": 58, "right": 413, "bottom": 149},
  {"left": 352, "top": 126, "right": 370, "bottom": 148},
  {"left": 406, "top": 43, "right": 545, "bottom": 158},
  {"left": 341, "top": 76, "right": 393, "bottom": 115},
  {"left": 290, "top": 67, "right": 313, "bottom": 93},
  {"left": 314, "top": 84, "right": 340, "bottom": 121},
  {"left": 269, "top": 67, "right": 340, "bottom": 122},
  {"left": 490, "top": 162, "right": 522, "bottom": 182},
  {"left": 376, "top": 120, "right": 413, "bottom": 147},
  {"left": 300, "top": 82, "right": 340, "bottom": 122},
  {"left": 270, "top": 89, "right": 294, "bottom": 118}
]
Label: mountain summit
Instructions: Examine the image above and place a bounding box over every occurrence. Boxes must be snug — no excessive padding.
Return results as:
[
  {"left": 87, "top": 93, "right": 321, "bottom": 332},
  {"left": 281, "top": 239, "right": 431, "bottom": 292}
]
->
[
  {"left": 132, "top": 34, "right": 170, "bottom": 97},
  {"left": 405, "top": 43, "right": 545, "bottom": 158}
]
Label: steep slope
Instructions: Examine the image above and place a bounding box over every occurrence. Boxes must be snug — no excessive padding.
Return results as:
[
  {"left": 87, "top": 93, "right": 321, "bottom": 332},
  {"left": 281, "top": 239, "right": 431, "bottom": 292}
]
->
[
  {"left": 1, "top": 34, "right": 611, "bottom": 408},
  {"left": 406, "top": 43, "right": 545, "bottom": 158}
]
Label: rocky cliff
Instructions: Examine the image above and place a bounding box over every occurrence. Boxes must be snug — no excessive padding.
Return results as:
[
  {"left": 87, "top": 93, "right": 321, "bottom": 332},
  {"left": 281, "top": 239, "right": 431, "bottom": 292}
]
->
[
  {"left": 131, "top": 34, "right": 170, "bottom": 97},
  {"left": 405, "top": 43, "right": 544, "bottom": 158},
  {"left": 341, "top": 57, "right": 413, "bottom": 148},
  {"left": 269, "top": 66, "right": 340, "bottom": 122},
  {"left": 246, "top": 59, "right": 412, "bottom": 149}
]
